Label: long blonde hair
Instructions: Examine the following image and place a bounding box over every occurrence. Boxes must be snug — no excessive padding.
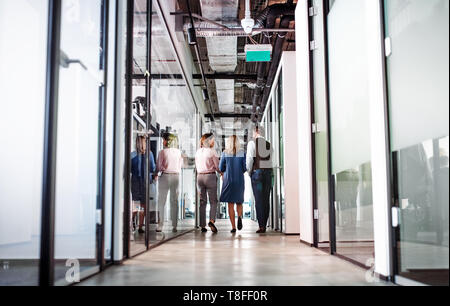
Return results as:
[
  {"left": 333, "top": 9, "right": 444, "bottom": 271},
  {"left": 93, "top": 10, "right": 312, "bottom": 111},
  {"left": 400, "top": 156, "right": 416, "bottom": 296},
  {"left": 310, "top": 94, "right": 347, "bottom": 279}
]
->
[{"left": 225, "top": 135, "right": 241, "bottom": 156}]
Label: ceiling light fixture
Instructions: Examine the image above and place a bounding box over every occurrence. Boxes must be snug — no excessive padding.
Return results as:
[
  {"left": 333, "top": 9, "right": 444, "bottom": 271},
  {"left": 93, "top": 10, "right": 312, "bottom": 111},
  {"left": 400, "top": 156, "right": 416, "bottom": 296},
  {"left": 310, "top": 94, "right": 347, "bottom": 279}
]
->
[{"left": 241, "top": 0, "right": 255, "bottom": 35}]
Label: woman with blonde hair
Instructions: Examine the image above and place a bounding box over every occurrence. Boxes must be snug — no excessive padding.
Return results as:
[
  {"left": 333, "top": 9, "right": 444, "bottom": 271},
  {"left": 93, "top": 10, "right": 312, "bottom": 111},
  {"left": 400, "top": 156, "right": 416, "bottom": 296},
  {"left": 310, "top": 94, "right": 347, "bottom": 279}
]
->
[
  {"left": 195, "top": 133, "right": 220, "bottom": 233},
  {"left": 219, "top": 135, "right": 247, "bottom": 233}
]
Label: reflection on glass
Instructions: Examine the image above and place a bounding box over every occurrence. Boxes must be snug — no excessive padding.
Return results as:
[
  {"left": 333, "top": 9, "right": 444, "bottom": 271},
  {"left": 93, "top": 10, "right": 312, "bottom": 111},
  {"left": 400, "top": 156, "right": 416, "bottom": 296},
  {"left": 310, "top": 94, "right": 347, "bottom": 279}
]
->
[
  {"left": 394, "top": 138, "right": 449, "bottom": 285},
  {"left": 150, "top": 0, "right": 198, "bottom": 240},
  {"left": 0, "top": 0, "right": 48, "bottom": 286},
  {"left": 128, "top": 0, "right": 150, "bottom": 256},
  {"left": 327, "top": 0, "right": 374, "bottom": 265}
]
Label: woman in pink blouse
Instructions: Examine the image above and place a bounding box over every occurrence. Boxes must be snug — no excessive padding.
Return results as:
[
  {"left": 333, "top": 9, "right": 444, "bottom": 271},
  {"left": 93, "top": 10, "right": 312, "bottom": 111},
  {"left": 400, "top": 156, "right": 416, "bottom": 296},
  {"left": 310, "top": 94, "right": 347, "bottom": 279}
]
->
[
  {"left": 195, "top": 133, "right": 220, "bottom": 233},
  {"left": 156, "top": 133, "right": 184, "bottom": 233}
]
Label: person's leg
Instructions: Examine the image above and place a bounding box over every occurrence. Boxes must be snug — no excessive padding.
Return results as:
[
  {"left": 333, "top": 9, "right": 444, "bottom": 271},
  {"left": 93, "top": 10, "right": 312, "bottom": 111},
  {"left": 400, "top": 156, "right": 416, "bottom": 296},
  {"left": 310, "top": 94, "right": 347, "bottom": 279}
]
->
[
  {"left": 139, "top": 203, "right": 146, "bottom": 232},
  {"left": 228, "top": 203, "right": 236, "bottom": 230},
  {"left": 251, "top": 171, "right": 264, "bottom": 230},
  {"left": 157, "top": 175, "right": 170, "bottom": 231},
  {"left": 236, "top": 203, "right": 243, "bottom": 231},
  {"left": 170, "top": 175, "right": 180, "bottom": 230},
  {"left": 198, "top": 175, "right": 208, "bottom": 229},
  {"left": 206, "top": 174, "right": 219, "bottom": 233},
  {"left": 132, "top": 211, "right": 137, "bottom": 230},
  {"left": 206, "top": 174, "right": 218, "bottom": 224},
  {"left": 261, "top": 171, "right": 272, "bottom": 229},
  {"left": 236, "top": 204, "right": 243, "bottom": 218}
]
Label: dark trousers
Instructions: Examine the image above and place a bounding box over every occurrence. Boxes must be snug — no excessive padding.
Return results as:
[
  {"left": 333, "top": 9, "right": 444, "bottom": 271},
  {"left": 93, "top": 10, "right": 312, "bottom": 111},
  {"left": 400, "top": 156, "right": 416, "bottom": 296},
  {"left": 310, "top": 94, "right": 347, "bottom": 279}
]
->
[{"left": 251, "top": 169, "right": 273, "bottom": 229}]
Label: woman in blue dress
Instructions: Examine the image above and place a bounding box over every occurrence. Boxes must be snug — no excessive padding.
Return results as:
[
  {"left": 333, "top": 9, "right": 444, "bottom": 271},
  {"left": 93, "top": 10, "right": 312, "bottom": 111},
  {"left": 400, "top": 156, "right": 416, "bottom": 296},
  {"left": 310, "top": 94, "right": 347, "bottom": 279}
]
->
[{"left": 219, "top": 135, "right": 247, "bottom": 233}]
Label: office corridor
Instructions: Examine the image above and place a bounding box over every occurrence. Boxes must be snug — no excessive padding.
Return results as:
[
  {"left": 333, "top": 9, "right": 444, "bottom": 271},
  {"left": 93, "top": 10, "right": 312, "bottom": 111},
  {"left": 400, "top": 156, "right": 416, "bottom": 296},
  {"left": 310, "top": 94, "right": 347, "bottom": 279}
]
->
[{"left": 79, "top": 220, "right": 390, "bottom": 286}]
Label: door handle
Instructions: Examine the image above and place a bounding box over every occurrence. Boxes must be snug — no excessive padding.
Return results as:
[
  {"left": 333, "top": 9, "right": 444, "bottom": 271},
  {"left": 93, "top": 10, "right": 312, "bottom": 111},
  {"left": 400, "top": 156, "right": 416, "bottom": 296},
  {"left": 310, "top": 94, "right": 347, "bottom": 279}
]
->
[
  {"left": 392, "top": 207, "right": 400, "bottom": 228},
  {"left": 60, "top": 50, "right": 87, "bottom": 70}
]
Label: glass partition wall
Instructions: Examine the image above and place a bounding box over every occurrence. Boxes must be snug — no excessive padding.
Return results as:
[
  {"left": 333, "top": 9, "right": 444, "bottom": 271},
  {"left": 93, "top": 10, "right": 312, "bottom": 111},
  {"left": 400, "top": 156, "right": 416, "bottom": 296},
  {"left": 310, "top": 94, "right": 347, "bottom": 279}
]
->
[
  {"left": 0, "top": 0, "right": 200, "bottom": 285},
  {"left": 125, "top": 0, "right": 199, "bottom": 256},
  {"left": 326, "top": 0, "right": 375, "bottom": 266},
  {"left": 310, "top": 0, "right": 331, "bottom": 250},
  {"left": 53, "top": 0, "right": 107, "bottom": 283},
  {"left": 127, "top": 0, "right": 149, "bottom": 257},
  {"left": 384, "top": 0, "right": 449, "bottom": 286},
  {"left": 0, "top": 0, "right": 49, "bottom": 286},
  {"left": 150, "top": 0, "right": 198, "bottom": 236},
  {"left": 0, "top": 0, "right": 118, "bottom": 285}
]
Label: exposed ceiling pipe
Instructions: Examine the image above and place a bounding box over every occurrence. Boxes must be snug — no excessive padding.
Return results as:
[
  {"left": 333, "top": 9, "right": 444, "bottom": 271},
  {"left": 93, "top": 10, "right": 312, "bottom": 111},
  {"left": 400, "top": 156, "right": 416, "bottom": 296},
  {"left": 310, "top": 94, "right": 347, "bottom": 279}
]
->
[
  {"left": 173, "top": 12, "right": 231, "bottom": 30},
  {"left": 251, "top": 1, "right": 296, "bottom": 122},
  {"left": 259, "top": 15, "right": 295, "bottom": 119},
  {"left": 186, "top": 0, "right": 216, "bottom": 121},
  {"left": 182, "top": 21, "right": 294, "bottom": 37}
]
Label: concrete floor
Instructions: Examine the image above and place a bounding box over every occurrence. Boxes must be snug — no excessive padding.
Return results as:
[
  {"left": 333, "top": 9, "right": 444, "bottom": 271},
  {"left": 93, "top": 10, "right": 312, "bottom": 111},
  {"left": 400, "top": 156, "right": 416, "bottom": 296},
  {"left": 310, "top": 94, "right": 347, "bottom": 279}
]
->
[{"left": 79, "top": 220, "right": 391, "bottom": 286}]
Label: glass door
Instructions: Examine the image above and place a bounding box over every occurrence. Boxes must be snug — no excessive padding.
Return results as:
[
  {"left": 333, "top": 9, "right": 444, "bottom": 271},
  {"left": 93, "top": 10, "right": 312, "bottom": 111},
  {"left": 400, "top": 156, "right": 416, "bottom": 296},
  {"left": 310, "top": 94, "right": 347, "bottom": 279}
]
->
[
  {"left": 310, "top": 0, "right": 331, "bottom": 250},
  {"left": 384, "top": 0, "right": 449, "bottom": 286},
  {"left": 277, "top": 76, "right": 286, "bottom": 233},
  {"left": 0, "top": 0, "right": 49, "bottom": 286},
  {"left": 53, "top": 0, "right": 107, "bottom": 284},
  {"left": 128, "top": 0, "right": 151, "bottom": 257},
  {"left": 326, "top": 0, "right": 375, "bottom": 266}
]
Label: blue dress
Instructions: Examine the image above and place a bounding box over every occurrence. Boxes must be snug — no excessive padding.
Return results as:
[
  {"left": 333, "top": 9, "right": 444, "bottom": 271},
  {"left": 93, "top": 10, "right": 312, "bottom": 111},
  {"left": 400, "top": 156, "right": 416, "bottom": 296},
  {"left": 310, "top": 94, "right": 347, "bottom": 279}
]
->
[{"left": 219, "top": 151, "right": 247, "bottom": 204}]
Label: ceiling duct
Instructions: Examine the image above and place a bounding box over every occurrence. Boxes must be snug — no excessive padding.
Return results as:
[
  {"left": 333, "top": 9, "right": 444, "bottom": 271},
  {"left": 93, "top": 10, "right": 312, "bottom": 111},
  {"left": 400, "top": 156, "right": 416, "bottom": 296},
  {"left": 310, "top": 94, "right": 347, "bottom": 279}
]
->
[
  {"left": 200, "top": 0, "right": 239, "bottom": 129},
  {"left": 251, "top": 1, "right": 296, "bottom": 122}
]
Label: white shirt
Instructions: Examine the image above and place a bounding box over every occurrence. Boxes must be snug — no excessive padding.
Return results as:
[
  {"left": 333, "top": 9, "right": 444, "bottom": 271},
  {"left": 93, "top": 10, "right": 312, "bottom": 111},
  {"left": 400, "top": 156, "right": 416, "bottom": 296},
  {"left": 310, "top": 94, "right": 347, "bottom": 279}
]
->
[{"left": 246, "top": 136, "right": 273, "bottom": 175}]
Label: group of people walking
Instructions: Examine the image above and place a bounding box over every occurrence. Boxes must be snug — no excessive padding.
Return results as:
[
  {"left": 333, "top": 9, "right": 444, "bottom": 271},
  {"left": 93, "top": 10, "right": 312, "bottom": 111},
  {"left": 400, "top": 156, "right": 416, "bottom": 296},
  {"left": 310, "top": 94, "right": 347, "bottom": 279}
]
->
[
  {"left": 196, "top": 125, "right": 273, "bottom": 234},
  {"left": 130, "top": 125, "right": 273, "bottom": 235}
]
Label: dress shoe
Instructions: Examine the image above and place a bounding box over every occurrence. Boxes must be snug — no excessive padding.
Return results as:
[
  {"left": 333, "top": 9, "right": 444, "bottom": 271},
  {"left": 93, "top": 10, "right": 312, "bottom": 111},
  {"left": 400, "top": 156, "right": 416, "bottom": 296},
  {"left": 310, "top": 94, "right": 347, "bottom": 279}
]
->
[{"left": 208, "top": 221, "right": 218, "bottom": 234}]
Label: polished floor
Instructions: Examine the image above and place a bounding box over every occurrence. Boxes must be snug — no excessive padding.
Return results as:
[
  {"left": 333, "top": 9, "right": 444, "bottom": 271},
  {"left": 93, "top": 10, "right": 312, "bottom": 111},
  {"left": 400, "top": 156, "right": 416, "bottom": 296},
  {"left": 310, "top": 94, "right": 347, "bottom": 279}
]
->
[{"left": 79, "top": 220, "right": 391, "bottom": 286}]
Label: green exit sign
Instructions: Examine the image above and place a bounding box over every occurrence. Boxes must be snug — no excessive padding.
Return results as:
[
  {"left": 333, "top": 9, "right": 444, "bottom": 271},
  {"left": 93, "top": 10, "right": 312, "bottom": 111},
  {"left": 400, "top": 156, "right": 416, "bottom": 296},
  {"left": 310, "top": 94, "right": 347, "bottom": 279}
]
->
[{"left": 245, "top": 44, "right": 273, "bottom": 62}]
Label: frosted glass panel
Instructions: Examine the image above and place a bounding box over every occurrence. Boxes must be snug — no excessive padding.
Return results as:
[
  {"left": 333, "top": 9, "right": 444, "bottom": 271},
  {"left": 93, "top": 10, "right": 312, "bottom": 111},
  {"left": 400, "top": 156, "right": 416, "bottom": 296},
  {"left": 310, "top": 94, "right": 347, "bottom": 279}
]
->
[
  {"left": 0, "top": 0, "right": 48, "bottom": 286},
  {"left": 386, "top": 0, "right": 449, "bottom": 286},
  {"left": 328, "top": 0, "right": 372, "bottom": 175},
  {"left": 327, "top": 0, "right": 375, "bottom": 266},
  {"left": 386, "top": 0, "right": 449, "bottom": 151},
  {"left": 54, "top": 0, "right": 102, "bottom": 283},
  {"left": 312, "top": 0, "right": 330, "bottom": 244}
]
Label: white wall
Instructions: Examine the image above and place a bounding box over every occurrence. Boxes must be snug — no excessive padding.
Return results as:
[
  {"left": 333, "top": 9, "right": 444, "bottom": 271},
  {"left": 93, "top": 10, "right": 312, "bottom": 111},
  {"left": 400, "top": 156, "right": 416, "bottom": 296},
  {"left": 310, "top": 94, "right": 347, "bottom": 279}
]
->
[
  {"left": 295, "top": 2, "right": 314, "bottom": 244},
  {"left": 280, "top": 52, "right": 300, "bottom": 235}
]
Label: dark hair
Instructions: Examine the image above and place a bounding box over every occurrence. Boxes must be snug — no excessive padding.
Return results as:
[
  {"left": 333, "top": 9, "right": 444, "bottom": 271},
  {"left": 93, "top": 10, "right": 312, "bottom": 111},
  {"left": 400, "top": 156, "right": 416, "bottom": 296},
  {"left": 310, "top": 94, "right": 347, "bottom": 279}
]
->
[{"left": 200, "top": 133, "right": 214, "bottom": 148}]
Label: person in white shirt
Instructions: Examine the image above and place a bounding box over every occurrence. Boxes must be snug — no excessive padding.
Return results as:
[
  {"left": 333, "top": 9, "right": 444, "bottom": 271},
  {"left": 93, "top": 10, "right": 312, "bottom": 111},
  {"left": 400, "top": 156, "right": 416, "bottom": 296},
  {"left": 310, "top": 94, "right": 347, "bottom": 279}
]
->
[{"left": 246, "top": 125, "right": 273, "bottom": 234}]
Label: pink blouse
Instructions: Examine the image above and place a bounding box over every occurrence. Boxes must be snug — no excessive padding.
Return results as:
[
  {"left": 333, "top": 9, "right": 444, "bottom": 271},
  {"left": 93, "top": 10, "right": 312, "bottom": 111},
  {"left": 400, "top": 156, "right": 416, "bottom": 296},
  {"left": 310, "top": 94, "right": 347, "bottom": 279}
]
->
[
  {"left": 156, "top": 148, "right": 183, "bottom": 174},
  {"left": 195, "top": 148, "right": 219, "bottom": 174}
]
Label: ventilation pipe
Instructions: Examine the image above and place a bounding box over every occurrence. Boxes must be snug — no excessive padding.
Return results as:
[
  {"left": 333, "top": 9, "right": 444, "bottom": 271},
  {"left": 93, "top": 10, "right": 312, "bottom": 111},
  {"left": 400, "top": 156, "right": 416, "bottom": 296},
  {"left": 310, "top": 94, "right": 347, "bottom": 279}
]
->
[{"left": 251, "top": 1, "right": 296, "bottom": 122}]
